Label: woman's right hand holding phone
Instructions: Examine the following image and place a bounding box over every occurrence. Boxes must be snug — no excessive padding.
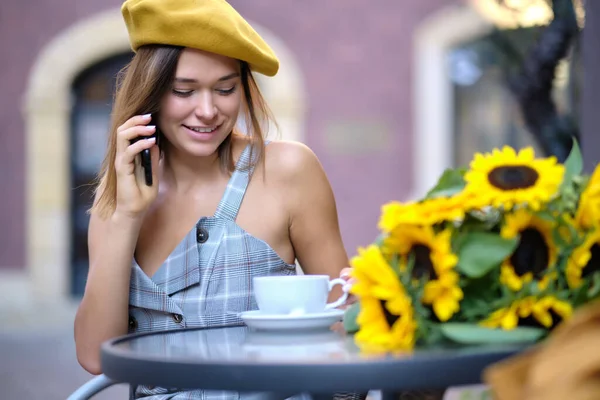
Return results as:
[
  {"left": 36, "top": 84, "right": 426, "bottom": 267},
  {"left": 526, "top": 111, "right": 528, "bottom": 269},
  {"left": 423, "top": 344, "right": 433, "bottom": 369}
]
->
[
  {"left": 114, "top": 113, "right": 160, "bottom": 219},
  {"left": 76, "top": 113, "right": 161, "bottom": 373}
]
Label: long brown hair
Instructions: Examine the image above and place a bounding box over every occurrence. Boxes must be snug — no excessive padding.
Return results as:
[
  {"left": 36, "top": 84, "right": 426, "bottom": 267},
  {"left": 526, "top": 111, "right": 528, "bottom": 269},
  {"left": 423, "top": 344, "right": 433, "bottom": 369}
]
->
[{"left": 91, "top": 45, "right": 276, "bottom": 218}]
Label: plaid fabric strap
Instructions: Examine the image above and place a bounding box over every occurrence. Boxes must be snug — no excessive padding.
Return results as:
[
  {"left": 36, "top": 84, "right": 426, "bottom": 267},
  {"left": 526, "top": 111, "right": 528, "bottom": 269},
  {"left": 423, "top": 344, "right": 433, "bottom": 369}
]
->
[{"left": 213, "top": 143, "right": 260, "bottom": 221}]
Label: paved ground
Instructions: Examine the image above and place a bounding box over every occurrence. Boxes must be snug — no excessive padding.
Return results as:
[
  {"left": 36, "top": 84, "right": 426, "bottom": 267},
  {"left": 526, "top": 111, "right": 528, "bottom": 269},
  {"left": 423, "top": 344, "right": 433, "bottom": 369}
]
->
[
  {"left": 0, "top": 300, "right": 129, "bottom": 400},
  {"left": 0, "top": 328, "right": 129, "bottom": 399}
]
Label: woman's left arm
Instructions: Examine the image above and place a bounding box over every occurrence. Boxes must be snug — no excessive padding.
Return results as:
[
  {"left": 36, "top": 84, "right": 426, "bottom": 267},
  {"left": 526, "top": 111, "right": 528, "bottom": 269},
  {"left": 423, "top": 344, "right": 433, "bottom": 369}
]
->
[{"left": 276, "top": 142, "right": 351, "bottom": 301}]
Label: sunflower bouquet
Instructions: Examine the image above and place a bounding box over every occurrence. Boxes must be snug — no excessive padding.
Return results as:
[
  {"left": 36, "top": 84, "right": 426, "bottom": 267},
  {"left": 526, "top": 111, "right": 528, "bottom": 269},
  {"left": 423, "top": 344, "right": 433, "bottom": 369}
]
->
[{"left": 343, "top": 141, "right": 600, "bottom": 353}]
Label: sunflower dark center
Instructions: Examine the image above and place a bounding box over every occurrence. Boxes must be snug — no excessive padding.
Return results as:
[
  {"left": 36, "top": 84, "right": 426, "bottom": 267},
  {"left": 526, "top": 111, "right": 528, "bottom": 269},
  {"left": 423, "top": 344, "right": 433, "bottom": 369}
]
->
[
  {"left": 488, "top": 166, "right": 539, "bottom": 190},
  {"left": 583, "top": 243, "right": 600, "bottom": 279},
  {"left": 378, "top": 300, "right": 399, "bottom": 328},
  {"left": 510, "top": 228, "right": 549, "bottom": 278},
  {"left": 410, "top": 244, "right": 437, "bottom": 280}
]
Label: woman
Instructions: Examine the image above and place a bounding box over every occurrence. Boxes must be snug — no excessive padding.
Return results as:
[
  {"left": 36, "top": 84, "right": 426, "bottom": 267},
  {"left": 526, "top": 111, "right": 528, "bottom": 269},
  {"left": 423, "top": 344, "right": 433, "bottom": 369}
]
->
[{"left": 74, "top": 0, "right": 356, "bottom": 398}]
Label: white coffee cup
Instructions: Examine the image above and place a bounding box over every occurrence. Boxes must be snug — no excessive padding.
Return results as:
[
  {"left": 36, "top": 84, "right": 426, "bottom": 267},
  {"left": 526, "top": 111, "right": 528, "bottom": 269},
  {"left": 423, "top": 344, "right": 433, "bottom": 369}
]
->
[{"left": 253, "top": 275, "right": 349, "bottom": 315}]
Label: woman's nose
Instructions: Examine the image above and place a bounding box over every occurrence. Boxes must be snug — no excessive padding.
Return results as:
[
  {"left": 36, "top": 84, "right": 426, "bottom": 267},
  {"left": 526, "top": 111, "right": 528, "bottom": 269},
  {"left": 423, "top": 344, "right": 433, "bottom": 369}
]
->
[{"left": 195, "top": 92, "right": 217, "bottom": 120}]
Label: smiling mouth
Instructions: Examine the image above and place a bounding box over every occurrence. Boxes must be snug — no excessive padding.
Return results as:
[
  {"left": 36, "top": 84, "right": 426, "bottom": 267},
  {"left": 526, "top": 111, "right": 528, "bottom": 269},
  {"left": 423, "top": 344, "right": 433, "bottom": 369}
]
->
[{"left": 183, "top": 125, "right": 219, "bottom": 133}]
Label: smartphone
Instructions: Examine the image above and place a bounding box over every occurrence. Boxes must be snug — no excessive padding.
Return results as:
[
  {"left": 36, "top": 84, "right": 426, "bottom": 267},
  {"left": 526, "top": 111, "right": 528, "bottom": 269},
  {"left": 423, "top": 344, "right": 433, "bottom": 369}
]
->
[{"left": 131, "top": 113, "right": 160, "bottom": 186}]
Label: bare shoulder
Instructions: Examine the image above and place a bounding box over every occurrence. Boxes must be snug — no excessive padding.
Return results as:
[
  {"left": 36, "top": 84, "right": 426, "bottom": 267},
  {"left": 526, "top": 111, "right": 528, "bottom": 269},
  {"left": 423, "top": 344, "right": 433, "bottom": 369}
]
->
[
  {"left": 263, "top": 140, "right": 324, "bottom": 183},
  {"left": 262, "top": 142, "right": 346, "bottom": 277}
]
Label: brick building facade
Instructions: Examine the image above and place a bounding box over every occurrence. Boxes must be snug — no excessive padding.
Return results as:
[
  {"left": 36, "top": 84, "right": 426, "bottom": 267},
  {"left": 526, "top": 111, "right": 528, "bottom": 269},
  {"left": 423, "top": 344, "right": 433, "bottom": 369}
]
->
[{"left": 1, "top": 0, "right": 504, "bottom": 307}]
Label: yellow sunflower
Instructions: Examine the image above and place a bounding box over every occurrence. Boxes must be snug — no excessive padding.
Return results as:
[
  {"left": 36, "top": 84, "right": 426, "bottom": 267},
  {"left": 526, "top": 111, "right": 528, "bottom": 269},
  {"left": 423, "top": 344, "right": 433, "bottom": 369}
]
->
[
  {"left": 350, "top": 245, "right": 409, "bottom": 312},
  {"left": 379, "top": 193, "right": 470, "bottom": 232},
  {"left": 575, "top": 163, "right": 600, "bottom": 230},
  {"left": 479, "top": 302, "right": 519, "bottom": 330},
  {"left": 518, "top": 296, "right": 573, "bottom": 328},
  {"left": 383, "top": 226, "right": 463, "bottom": 321},
  {"left": 354, "top": 296, "right": 417, "bottom": 352},
  {"left": 566, "top": 229, "right": 600, "bottom": 289},
  {"left": 480, "top": 296, "right": 572, "bottom": 330},
  {"left": 349, "top": 245, "right": 417, "bottom": 351},
  {"left": 500, "top": 209, "right": 558, "bottom": 291},
  {"left": 422, "top": 271, "right": 464, "bottom": 322},
  {"left": 463, "top": 146, "right": 564, "bottom": 211},
  {"left": 383, "top": 225, "right": 458, "bottom": 275}
]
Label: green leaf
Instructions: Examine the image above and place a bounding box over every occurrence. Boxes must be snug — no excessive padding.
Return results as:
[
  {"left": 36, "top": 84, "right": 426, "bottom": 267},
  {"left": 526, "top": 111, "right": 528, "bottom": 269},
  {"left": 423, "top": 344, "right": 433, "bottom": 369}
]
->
[
  {"left": 425, "top": 168, "right": 466, "bottom": 200},
  {"left": 418, "top": 322, "right": 446, "bottom": 346},
  {"left": 536, "top": 210, "right": 556, "bottom": 222},
  {"left": 551, "top": 227, "right": 569, "bottom": 249},
  {"left": 561, "top": 138, "right": 583, "bottom": 189},
  {"left": 456, "top": 232, "right": 518, "bottom": 278},
  {"left": 587, "top": 272, "right": 600, "bottom": 300},
  {"left": 373, "top": 232, "right": 386, "bottom": 247},
  {"left": 343, "top": 302, "right": 360, "bottom": 333},
  {"left": 570, "top": 280, "right": 590, "bottom": 307},
  {"left": 440, "top": 323, "right": 546, "bottom": 344}
]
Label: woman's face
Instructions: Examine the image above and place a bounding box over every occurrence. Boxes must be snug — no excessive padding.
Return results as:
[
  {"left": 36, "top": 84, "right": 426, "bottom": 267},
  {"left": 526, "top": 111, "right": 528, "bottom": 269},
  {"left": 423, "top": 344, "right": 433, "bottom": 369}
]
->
[{"left": 159, "top": 48, "right": 242, "bottom": 158}]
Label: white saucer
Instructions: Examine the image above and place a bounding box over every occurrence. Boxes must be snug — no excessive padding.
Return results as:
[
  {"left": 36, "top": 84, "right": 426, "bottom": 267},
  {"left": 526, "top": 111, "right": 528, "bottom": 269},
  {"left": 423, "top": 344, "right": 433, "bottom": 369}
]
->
[{"left": 239, "top": 309, "right": 344, "bottom": 331}]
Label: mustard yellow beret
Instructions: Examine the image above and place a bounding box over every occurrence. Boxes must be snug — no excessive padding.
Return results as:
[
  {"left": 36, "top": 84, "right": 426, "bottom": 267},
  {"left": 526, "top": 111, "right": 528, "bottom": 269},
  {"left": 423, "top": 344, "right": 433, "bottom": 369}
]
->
[{"left": 121, "top": 0, "right": 279, "bottom": 76}]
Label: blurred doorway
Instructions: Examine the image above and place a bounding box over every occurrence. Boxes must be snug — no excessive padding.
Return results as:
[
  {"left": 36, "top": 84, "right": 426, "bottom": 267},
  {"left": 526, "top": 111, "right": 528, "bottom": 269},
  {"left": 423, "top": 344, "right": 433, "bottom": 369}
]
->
[{"left": 70, "top": 53, "right": 133, "bottom": 296}]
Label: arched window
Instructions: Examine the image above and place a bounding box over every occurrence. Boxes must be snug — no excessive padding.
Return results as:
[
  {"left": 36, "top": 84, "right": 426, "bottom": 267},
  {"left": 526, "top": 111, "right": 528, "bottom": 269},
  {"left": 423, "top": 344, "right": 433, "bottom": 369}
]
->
[{"left": 70, "top": 53, "right": 133, "bottom": 296}]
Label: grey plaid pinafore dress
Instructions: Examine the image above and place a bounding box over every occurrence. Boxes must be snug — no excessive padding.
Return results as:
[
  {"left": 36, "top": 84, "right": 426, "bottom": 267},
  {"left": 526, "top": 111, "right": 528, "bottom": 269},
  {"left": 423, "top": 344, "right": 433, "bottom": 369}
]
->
[{"left": 127, "top": 143, "right": 297, "bottom": 399}]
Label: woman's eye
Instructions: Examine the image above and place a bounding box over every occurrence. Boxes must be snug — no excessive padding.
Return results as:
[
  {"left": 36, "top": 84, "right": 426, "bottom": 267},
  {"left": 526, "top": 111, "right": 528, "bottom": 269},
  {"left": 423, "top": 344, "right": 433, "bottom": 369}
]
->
[
  {"left": 216, "top": 86, "right": 237, "bottom": 95},
  {"left": 172, "top": 89, "right": 193, "bottom": 97}
]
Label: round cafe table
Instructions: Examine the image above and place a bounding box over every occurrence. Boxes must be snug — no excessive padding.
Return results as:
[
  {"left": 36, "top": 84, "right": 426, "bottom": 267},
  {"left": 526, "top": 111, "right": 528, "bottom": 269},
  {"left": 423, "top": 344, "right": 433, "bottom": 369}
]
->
[{"left": 101, "top": 324, "right": 526, "bottom": 398}]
